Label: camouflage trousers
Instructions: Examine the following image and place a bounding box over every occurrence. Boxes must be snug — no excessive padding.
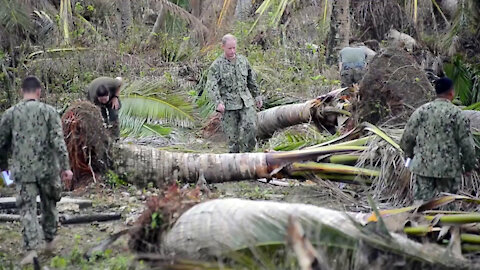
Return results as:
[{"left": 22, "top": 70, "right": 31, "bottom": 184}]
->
[
  {"left": 222, "top": 106, "right": 258, "bottom": 153},
  {"left": 16, "top": 178, "right": 60, "bottom": 250},
  {"left": 340, "top": 67, "right": 366, "bottom": 87},
  {"left": 413, "top": 174, "right": 460, "bottom": 201},
  {"left": 100, "top": 99, "right": 121, "bottom": 138}
]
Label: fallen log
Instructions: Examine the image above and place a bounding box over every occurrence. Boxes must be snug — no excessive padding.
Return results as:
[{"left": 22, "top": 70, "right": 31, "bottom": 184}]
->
[
  {"left": 0, "top": 213, "right": 121, "bottom": 224},
  {"left": 0, "top": 197, "right": 92, "bottom": 210},
  {"left": 134, "top": 198, "right": 468, "bottom": 268},
  {"left": 111, "top": 143, "right": 369, "bottom": 186},
  {"left": 59, "top": 212, "right": 122, "bottom": 224}
]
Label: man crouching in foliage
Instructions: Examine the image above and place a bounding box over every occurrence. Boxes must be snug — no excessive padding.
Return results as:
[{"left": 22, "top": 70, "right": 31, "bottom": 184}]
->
[
  {"left": 86, "top": 76, "right": 123, "bottom": 138},
  {"left": 400, "top": 77, "right": 476, "bottom": 201},
  {"left": 0, "top": 76, "right": 73, "bottom": 265}
]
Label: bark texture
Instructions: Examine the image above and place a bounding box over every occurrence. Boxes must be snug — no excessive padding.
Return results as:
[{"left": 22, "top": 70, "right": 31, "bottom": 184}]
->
[
  {"left": 326, "top": 0, "right": 350, "bottom": 65},
  {"left": 111, "top": 144, "right": 269, "bottom": 187}
]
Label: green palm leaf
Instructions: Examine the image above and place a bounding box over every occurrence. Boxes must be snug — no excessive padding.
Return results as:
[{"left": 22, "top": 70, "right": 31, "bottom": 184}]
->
[{"left": 119, "top": 95, "right": 194, "bottom": 128}]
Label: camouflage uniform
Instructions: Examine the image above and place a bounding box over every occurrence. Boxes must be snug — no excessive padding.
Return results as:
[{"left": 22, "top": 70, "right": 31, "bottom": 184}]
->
[
  {"left": 86, "top": 77, "right": 122, "bottom": 137},
  {"left": 339, "top": 47, "right": 367, "bottom": 87},
  {"left": 0, "top": 100, "right": 70, "bottom": 250},
  {"left": 400, "top": 98, "right": 476, "bottom": 200},
  {"left": 206, "top": 54, "right": 261, "bottom": 153}
]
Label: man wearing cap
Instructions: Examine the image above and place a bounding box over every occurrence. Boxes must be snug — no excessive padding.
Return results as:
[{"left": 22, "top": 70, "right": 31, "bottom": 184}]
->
[
  {"left": 400, "top": 77, "right": 476, "bottom": 201},
  {"left": 86, "top": 76, "right": 122, "bottom": 137}
]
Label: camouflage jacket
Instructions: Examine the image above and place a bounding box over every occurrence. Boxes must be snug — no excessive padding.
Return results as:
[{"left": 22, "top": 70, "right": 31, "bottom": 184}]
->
[
  {"left": 86, "top": 77, "right": 121, "bottom": 105},
  {"left": 0, "top": 100, "right": 70, "bottom": 182},
  {"left": 205, "top": 54, "right": 260, "bottom": 110},
  {"left": 400, "top": 98, "right": 476, "bottom": 178}
]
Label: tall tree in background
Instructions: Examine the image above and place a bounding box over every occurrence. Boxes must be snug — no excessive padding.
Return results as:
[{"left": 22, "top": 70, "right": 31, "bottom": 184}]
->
[
  {"left": 326, "top": 0, "right": 350, "bottom": 65},
  {"left": 118, "top": 0, "right": 133, "bottom": 36}
]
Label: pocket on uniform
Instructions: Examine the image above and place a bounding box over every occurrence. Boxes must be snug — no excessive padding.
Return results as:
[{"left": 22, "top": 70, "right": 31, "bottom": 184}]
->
[{"left": 44, "top": 177, "right": 63, "bottom": 202}]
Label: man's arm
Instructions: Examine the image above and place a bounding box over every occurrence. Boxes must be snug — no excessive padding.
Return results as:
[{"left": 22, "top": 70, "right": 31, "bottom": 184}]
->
[
  {"left": 49, "top": 109, "right": 71, "bottom": 172},
  {"left": 0, "top": 110, "right": 12, "bottom": 170},
  {"left": 246, "top": 60, "right": 260, "bottom": 99},
  {"left": 457, "top": 115, "right": 476, "bottom": 172},
  {"left": 205, "top": 63, "right": 222, "bottom": 109},
  {"left": 400, "top": 111, "right": 419, "bottom": 158}
]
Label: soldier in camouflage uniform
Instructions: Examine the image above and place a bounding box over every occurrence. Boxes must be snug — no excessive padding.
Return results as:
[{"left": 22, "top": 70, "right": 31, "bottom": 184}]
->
[
  {"left": 338, "top": 46, "right": 369, "bottom": 87},
  {"left": 86, "top": 76, "right": 123, "bottom": 138},
  {"left": 0, "top": 76, "right": 73, "bottom": 265},
  {"left": 206, "top": 34, "right": 263, "bottom": 153},
  {"left": 400, "top": 77, "right": 476, "bottom": 201}
]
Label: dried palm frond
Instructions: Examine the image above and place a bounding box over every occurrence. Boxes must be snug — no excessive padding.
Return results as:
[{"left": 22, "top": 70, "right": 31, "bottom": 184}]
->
[{"left": 154, "top": 0, "right": 209, "bottom": 39}]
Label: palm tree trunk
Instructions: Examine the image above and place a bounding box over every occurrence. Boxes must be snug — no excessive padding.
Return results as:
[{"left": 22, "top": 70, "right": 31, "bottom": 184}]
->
[
  {"left": 118, "top": 0, "right": 133, "bottom": 35},
  {"left": 110, "top": 143, "right": 364, "bottom": 186},
  {"left": 326, "top": 0, "right": 350, "bottom": 65},
  {"left": 157, "top": 198, "right": 465, "bottom": 268},
  {"left": 145, "top": 4, "right": 165, "bottom": 45},
  {"left": 235, "top": 0, "right": 252, "bottom": 20},
  {"left": 190, "top": 0, "right": 201, "bottom": 17},
  {"left": 257, "top": 99, "right": 347, "bottom": 138}
]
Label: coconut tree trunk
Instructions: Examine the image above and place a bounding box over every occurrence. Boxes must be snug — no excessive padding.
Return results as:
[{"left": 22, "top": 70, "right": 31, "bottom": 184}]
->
[
  {"left": 110, "top": 143, "right": 366, "bottom": 186},
  {"left": 257, "top": 99, "right": 347, "bottom": 138},
  {"left": 118, "top": 0, "right": 133, "bottom": 36},
  {"left": 235, "top": 0, "right": 252, "bottom": 20},
  {"left": 157, "top": 199, "right": 465, "bottom": 268},
  {"left": 190, "top": 0, "right": 201, "bottom": 17},
  {"left": 326, "top": 0, "right": 350, "bottom": 65},
  {"left": 145, "top": 4, "right": 166, "bottom": 45}
]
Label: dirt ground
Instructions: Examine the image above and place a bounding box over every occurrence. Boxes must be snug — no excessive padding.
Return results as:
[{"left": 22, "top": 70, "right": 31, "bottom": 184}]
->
[{"left": 0, "top": 177, "right": 368, "bottom": 269}]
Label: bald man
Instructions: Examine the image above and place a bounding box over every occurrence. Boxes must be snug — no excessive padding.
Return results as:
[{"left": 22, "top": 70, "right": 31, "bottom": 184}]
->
[{"left": 205, "top": 34, "right": 263, "bottom": 153}]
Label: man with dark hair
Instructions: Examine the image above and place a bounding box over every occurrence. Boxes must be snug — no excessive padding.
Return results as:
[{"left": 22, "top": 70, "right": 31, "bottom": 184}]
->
[
  {"left": 400, "top": 77, "right": 476, "bottom": 201},
  {"left": 0, "top": 76, "right": 73, "bottom": 265},
  {"left": 86, "top": 76, "right": 123, "bottom": 137}
]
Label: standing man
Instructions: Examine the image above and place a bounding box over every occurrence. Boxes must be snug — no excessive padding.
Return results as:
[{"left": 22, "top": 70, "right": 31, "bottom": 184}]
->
[
  {"left": 338, "top": 45, "right": 370, "bottom": 87},
  {"left": 400, "top": 77, "right": 476, "bottom": 201},
  {"left": 0, "top": 76, "right": 73, "bottom": 265},
  {"left": 86, "top": 76, "right": 123, "bottom": 137},
  {"left": 206, "top": 34, "right": 263, "bottom": 153}
]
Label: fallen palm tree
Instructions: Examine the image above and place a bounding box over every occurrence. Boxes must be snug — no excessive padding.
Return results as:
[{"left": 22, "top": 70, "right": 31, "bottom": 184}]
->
[
  {"left": 111, "top": 143, "right": 372, "bottom": 187},
  {"left": 63, "top": 101, "right": 379, "bottom": 189},
  {"left": 203, "top": 87, "right": 352, "bottom": 140},
  {"left": 127, "top": 195, "right": 472, "bottom": 269}
]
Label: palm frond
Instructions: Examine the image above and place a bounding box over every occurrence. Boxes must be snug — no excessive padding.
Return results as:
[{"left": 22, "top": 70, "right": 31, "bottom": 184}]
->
[
  {"left": 444, "top": 55, "right": 480, "bottom": 106},
  {"left": 156, "top": 0, "right": 209, "bottom": 37},
  {"left": 119, "top": 95, "right": 194, "bottom": 128},
  {"left": 0, "top": 0, "right": 32, "bottom": 35},
  {"left": 33, "top": 10, "right": 55, "bottom": 37},
  {"left": 120, "top": 114, "right": 172, "bottom": 137},
  {"left": 248, "top": 0, "right": 293, "bottom": 33}
]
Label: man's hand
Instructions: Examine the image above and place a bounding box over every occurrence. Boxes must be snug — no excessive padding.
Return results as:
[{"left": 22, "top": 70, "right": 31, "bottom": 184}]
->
[
  {"left": 255, "top": 97, "right": 263, "bottom": 109},
  {"left": 111, "top": 97, "right": 120, "bottom": 110},
  {"left": 61, "top": 170, "right": 73, "bottom": 182},
  {"left": 216, "top": 103, "right": 225, "bottom": 114}
]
